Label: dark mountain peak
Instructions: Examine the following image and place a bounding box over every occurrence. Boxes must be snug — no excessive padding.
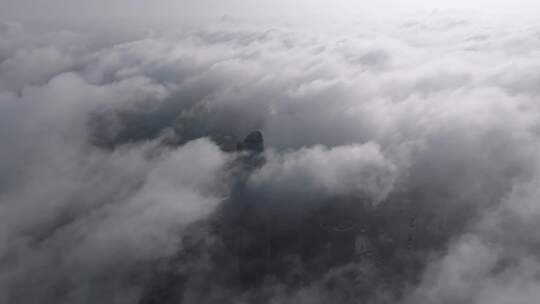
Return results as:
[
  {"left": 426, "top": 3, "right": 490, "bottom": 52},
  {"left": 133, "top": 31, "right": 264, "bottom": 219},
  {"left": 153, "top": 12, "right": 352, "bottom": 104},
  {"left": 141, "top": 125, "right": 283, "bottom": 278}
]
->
[{"left": 237, "top": 130, "right": 264, "bottom": 153}]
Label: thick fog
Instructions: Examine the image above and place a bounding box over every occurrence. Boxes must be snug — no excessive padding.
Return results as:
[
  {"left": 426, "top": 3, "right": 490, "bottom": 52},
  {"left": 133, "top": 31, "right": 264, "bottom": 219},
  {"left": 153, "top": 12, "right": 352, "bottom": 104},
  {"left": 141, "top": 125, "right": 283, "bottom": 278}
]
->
[{"left": 1, "top": 5, "right": 540, "bottom": 304}]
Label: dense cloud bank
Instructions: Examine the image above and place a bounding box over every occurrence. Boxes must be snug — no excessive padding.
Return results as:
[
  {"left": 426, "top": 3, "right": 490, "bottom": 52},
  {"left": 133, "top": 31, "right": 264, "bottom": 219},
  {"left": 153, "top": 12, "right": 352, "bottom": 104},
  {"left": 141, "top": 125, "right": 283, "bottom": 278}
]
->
[{"left": 1, "top": 13, "right": 540, "bottom": 304}]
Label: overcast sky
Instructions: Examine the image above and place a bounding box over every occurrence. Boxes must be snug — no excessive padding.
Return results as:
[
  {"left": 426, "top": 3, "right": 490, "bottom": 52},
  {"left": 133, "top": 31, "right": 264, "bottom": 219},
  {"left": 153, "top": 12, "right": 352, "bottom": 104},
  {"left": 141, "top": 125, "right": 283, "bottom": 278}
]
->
[{"left": 1, "top": 0, "right": 539, "bottom": 25}]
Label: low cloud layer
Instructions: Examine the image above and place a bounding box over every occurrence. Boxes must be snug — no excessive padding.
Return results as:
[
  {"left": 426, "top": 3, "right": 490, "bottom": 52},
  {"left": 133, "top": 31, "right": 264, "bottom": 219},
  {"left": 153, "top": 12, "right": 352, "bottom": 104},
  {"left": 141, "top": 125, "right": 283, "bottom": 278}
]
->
[{"left": 1, "top": 11, "right": 540, "bottom": 304}]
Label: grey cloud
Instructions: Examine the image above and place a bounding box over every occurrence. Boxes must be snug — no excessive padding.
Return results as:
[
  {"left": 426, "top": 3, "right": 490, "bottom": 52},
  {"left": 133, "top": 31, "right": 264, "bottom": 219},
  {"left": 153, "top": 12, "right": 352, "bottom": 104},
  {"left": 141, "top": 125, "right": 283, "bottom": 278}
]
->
[
  {"left": 249, "top": 143, "right": 396, "bottom": 205},
  {"left": 1, "top": 11, "right": 540, "bottom": 304}
]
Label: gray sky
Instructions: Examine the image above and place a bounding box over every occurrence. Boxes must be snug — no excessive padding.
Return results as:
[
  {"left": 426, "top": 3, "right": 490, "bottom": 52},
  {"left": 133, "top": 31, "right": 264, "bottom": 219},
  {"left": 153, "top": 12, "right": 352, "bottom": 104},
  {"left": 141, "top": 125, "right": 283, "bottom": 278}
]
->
[{"left": 1, "top": 0, "right": 539, "bottom": 26}]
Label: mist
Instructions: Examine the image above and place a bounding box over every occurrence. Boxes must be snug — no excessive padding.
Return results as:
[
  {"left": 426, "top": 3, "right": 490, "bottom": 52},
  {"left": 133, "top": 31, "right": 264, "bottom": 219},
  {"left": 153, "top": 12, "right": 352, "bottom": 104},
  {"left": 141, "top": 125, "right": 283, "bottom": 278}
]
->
[{"left": 1, "top": 2, "right": 540, "bottom": 304}]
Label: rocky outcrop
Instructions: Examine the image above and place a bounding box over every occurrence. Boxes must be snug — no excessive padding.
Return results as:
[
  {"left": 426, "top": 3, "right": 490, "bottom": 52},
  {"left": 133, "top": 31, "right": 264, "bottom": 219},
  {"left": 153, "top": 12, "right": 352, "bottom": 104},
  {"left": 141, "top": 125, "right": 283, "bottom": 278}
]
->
[{"left": 236, "top": 130, "right": 264, "bottom": 153}]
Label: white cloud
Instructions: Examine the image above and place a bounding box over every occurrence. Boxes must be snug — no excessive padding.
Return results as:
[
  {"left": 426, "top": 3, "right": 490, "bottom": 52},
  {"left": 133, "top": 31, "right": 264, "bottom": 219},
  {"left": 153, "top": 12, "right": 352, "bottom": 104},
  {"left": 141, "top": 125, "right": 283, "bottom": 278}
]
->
[
  {"left": 1, "top": 10, "right": 540, "bottom": 304},
  {"left": 250, "top": 143, "right": 396, "bottom": 204}
]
